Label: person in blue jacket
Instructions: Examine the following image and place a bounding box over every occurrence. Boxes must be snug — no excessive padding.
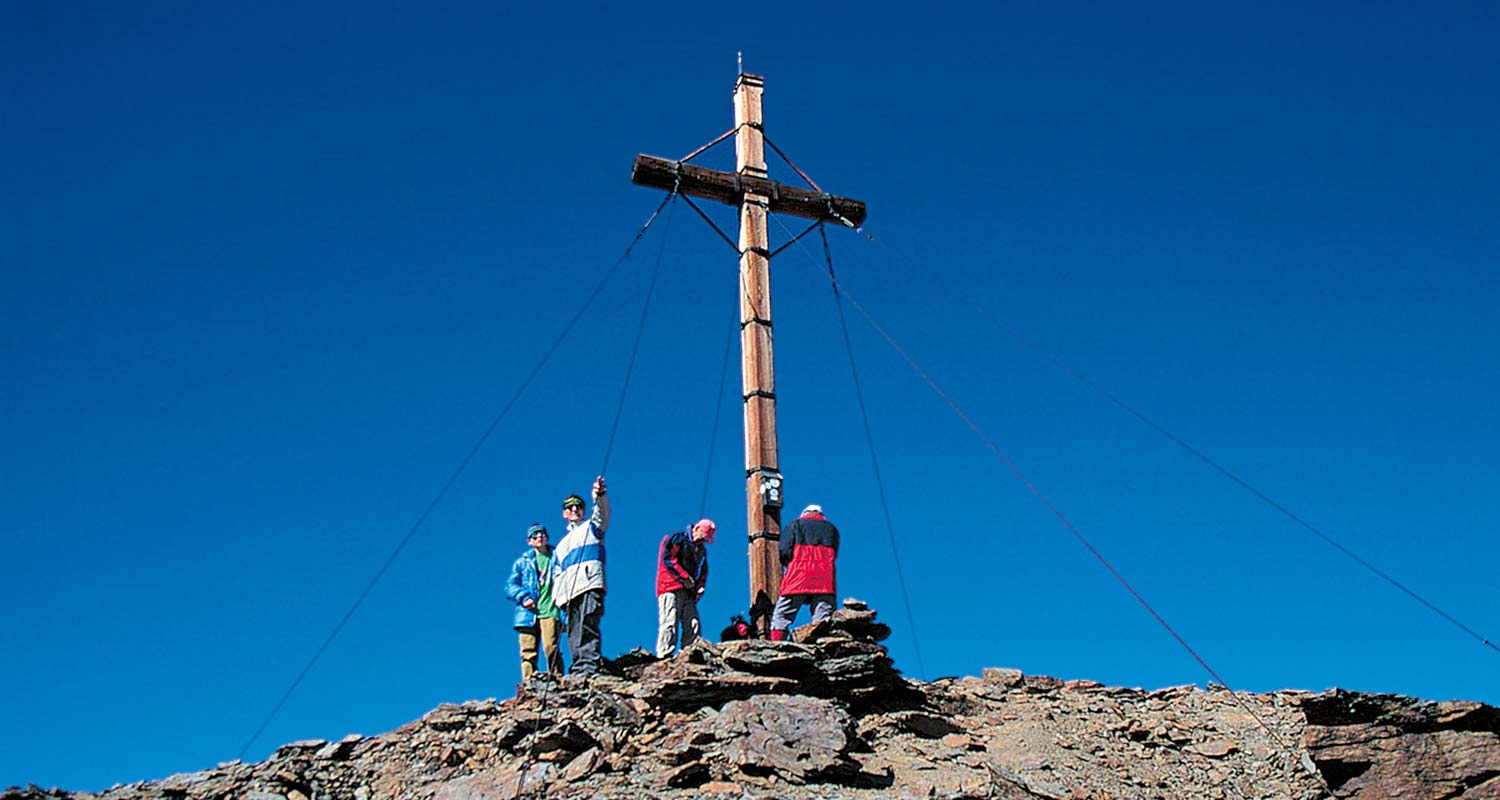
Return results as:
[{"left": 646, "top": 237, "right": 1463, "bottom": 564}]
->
[{"left": 505, "top": 523, "right": 564, "bottom": 681}]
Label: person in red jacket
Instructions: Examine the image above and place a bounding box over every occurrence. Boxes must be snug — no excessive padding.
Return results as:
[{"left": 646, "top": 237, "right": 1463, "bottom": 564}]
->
[
  {"left": 769, "top": 504, "right": 839, "bottom": 641},
  {"left": 655, "top": 518, "right": 715, "bottom": 657}
]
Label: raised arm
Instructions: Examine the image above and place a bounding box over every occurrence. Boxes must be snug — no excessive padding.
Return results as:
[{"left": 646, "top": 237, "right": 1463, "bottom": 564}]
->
[
  {"left": 588, "top": 475, "right": 610, "bottom": 534},
  {"left": 592, "top": 492, "right": 610, "bottom": 534}
]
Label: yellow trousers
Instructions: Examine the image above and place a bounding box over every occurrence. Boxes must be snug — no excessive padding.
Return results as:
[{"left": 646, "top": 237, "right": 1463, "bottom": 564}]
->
[{"left": 518, "top": 615, "right": 564, "bottom": 680}]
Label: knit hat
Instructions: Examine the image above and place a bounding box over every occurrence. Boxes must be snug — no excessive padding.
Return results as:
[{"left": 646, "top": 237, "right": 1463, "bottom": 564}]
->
[
  {"left": 562, "top": 494, "right": 585, "bottom": 510},
  {"left": 526, "top": 523, "right": 548, "bottom": 539}
]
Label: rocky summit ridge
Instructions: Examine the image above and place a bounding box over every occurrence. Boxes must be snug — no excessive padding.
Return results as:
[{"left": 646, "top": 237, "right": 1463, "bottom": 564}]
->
[{"left": 8, "top": 601, "right": 1499, "bottom": 800}]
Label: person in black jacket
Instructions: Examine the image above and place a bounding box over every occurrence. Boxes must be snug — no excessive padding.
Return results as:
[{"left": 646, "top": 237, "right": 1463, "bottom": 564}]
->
[
  {"left": 654, "top": 518, "right": 715, "bottom": 657},
  {"left": 769, "top": 504, "right": 839, "bottom": 641}
]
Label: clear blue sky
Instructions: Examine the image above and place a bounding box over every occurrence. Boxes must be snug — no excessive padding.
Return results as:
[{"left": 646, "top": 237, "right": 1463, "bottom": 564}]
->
[{"left": 4, "top": 2, "right": 1497, "bottom": 792}]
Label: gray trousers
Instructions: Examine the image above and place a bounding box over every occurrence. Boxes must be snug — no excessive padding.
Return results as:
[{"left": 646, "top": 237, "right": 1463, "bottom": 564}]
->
[
  {"left": 656, "top": 589, "right": 701, "bottom": 657},
  {"left": 564, "top": 589, "right": 604, "bottom": 675},
  {"left": 770, "top": 593, "right": 835, "bottom": 632}
]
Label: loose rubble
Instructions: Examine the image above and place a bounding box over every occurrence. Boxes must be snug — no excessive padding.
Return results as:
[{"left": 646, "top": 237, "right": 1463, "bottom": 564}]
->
[{"left": 6, "top": 601, "right": 1498, "bottom": 799}]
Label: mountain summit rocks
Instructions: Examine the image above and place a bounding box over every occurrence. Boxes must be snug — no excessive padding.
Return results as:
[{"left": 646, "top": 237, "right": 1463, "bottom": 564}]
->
[
  {"left": 7, "top": 601, "right": 1498, "bottom": 799},
  {"left": 1303, "top": 689, "right": 1500, "bottom": 798}
]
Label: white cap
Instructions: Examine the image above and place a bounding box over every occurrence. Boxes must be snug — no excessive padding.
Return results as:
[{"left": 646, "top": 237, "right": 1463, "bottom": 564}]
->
[{"left": 801, "top": 504, "right": 823, "bottom": 516}]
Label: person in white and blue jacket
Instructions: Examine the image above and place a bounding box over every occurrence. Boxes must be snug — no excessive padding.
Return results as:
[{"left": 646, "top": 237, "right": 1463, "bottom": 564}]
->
[
  {"left": 505, "top": 523, "right": 563, "bottom": 681},
  {"left": 553, "top": 476, "right": 610, "bottom": 677}
]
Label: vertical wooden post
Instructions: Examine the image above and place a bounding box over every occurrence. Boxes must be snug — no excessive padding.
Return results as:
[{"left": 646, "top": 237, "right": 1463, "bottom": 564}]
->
[
  {"left": 736, "top": 73, "right": 783, "bottom": 630},
  {"left": 629, "top": 75, "right": 866, "bottom": 632}
]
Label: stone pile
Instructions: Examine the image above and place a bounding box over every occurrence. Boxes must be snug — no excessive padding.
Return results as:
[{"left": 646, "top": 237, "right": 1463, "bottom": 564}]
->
[
  {"left": 7, "top": 601, "right": 1499, "bottom": 799},
  {"left": 1303, "top": 689, "right": 1500, "bottom": 799}
]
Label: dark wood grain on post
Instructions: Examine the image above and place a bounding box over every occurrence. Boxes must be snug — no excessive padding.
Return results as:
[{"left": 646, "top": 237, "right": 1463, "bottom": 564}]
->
[{"left": 735, "top": 75, "right": 783, "bottom": 630}]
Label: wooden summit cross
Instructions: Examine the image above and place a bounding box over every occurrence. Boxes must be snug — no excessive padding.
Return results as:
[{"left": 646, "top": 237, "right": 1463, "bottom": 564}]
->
[{"left": 631, "top": 73, "right": 868, "bottom": 634}]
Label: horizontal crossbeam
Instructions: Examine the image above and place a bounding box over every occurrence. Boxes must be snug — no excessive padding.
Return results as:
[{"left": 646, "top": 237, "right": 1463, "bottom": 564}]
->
[{"left": 631, "top": 154, "right": 867, "bottom": 227}]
